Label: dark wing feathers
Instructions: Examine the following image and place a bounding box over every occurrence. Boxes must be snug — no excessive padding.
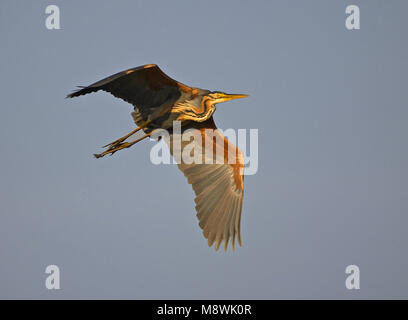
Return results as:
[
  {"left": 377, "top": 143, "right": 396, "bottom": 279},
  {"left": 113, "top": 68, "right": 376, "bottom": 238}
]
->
[
  {"left": 165, "top": 118, "right": 244, "bottom": 251},
  {"left": 66, "top": 64, "right": 190, "bottom": 123}
]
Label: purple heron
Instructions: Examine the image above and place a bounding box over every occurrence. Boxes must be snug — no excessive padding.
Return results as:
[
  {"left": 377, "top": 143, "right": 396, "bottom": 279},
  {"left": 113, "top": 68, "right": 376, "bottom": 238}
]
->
[{"left": 67, "top": 64, "right": 248, "bottom": 251}]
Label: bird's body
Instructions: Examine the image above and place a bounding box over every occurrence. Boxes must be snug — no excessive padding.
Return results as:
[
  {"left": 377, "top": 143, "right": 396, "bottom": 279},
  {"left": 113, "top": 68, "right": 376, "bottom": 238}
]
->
[
  {"left": 132, "top": 86, "right": 213, "bottom": 131},
  {"left": 67, "top": 64, "right": 248, "bottom": 251}
]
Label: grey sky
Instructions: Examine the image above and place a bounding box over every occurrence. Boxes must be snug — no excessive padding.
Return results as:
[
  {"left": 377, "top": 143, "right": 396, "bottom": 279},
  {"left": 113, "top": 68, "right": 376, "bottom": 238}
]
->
[{"left": 0, "top": 0, "right": 407, "bottom": 299}]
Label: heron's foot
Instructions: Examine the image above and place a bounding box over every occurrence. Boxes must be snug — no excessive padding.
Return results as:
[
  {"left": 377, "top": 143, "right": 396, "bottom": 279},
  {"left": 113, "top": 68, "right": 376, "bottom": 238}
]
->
[
  {"left": 94, "top": 142, "right": 133, "bottom": 158},
  {"left": 94, "top": 132, "right": 153, "bottom": 159}
]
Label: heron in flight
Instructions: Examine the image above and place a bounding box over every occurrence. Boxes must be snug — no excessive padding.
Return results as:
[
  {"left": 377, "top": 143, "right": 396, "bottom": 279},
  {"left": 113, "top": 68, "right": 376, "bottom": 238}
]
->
[{"left": 67, "top": 64, "right": 248, "bottom": 251}]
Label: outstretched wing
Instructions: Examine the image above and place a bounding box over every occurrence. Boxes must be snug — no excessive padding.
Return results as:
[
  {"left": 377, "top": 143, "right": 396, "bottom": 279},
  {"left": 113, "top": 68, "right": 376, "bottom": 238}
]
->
[
  {"left": 66, "top": 64, "right": 192, "bottom": 125},
  {"left": 165, "top": 117, "right": 244, "bottom": 251}
]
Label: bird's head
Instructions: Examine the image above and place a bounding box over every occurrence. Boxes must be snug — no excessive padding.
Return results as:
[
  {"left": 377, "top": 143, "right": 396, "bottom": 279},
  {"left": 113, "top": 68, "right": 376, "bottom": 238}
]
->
[{"left": 207, "top": 91, "right": 248, "bottom": 105}]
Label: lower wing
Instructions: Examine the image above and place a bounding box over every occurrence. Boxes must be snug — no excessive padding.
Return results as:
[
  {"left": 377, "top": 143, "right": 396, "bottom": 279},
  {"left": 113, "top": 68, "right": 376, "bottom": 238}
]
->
[{"left": 165, "top": 117, "right": 244, "bottom": 251}]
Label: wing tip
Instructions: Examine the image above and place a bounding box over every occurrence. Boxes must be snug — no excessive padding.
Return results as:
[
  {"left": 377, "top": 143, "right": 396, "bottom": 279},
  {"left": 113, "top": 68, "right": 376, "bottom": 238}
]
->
[
  {"left": 66, "top": 86, "right": 88, "bottom": 99},
  {"left": 205, "top": 233, "right": 242, "bottom": 252}
]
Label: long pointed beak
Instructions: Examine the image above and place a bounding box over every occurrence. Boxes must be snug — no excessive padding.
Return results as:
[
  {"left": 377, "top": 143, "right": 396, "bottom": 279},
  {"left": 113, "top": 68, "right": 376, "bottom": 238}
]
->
[{"left": 220, "top": 93, "right": 249, "bottom": 102}]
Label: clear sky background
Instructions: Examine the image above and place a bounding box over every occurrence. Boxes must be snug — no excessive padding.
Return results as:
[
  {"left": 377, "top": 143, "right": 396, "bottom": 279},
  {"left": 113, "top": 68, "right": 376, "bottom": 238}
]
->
[{"left": 0, "top": 0, "right": 407, "bottom": 299}]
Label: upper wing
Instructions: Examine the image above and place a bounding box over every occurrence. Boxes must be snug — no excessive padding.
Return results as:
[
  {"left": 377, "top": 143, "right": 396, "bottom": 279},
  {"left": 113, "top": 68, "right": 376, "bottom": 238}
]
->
[
  {"left": 165, "top": 117, "right": 244, "bottom": 251},
  {"left": 66, "top": 64, "right": 192, "bottom": 124}
]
